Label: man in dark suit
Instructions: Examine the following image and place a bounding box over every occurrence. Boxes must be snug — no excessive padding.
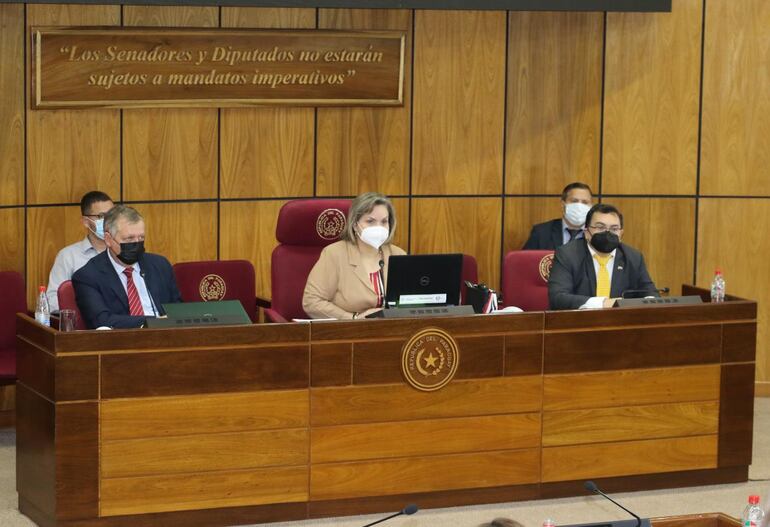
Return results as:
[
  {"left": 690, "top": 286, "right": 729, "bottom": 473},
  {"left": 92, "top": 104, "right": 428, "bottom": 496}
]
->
[
  {"left": 72, "top": 205, "right": 181, "bottom": 329},
  {"left": 522, "top": 182, "right": 593, "bottom": 250},
  {"left": 548, "top": 203, "right": 658, "bottom": 310}
]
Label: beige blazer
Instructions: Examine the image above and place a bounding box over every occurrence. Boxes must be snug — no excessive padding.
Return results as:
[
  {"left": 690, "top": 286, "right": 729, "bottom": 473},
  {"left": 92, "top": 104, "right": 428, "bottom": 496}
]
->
[{"left": 302, "top": 240, "right": 406, "bottom": 319}]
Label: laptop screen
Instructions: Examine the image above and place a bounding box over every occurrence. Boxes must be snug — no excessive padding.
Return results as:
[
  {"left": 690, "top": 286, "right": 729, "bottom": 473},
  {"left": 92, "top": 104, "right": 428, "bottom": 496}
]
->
[{"left": 385, "top": 254, "right": 463, "bottom": 308}]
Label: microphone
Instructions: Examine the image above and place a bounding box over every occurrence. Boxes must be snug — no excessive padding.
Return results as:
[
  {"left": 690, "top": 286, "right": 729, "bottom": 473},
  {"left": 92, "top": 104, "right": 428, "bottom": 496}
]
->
[
  {"left": 361, "top": 504, "right": 418, "bottom": 527},
  {"left": 584, "top": 481, "right": 641, "bottom": 527},
  {"left": 138, "top": 267, "right": 159, "bottom": 318},
  {"left": 378, "top": 259, "right": 388, "bottom": 309}
]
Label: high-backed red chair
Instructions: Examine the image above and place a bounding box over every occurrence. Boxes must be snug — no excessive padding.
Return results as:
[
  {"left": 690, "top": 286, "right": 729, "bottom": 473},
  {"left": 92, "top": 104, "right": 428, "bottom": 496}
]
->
[
  {"left": 173, "top": 260, "right": 258, "bottom": 323},
  {"left": 501, "top": 250, "right": 554, "bottom": 311},
  {"left": 265, "top": 199, "right": 351, "bottom": 322},
  {"left": 0, "top": 271, "right": 26, "bottom": 381},
  {"left": 460, "top": 254, "right": 478, "bottom": 304},
  {"left": 57, "top": 280, "right": 88, "bottom": 330}
]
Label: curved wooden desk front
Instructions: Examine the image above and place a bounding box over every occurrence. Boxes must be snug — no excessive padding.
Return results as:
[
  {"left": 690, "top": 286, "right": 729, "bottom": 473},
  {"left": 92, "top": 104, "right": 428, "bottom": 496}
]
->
[{"left": 15, "top": 287, "right": 756, "bottom": 527}]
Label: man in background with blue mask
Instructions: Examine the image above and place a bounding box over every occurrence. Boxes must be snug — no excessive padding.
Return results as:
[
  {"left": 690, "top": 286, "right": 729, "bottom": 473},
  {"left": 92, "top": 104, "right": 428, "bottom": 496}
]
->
[
  {"left": 72, "top": 205, "right": 181, "bottom": 329},
  {"left": 522, "top": 182, "right": 593, "bottom": 250},
  {"left": 46, "top": 191, "right": 114, "bottom": 312}
]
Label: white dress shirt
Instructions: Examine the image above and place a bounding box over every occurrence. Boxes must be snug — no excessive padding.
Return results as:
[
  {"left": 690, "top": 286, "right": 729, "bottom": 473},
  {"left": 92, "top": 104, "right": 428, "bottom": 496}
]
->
[
  {"left": 561, "top": 219, "right": 586, "bottom": 245},
  {"left": 46, "top": 237, "right": 101, "bottom": 312},
  {"left": 106, "top": 251, "right": 157, "bottom": 317},
  {"left": 579, "top": 243, "right": 617, "bottom": 309}
]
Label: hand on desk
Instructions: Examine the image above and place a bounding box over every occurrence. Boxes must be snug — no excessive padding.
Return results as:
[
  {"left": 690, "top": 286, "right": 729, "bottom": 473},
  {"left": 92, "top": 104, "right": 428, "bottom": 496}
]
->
[{"left": 358, "top": 307, "right": 383, "bottom": 319}]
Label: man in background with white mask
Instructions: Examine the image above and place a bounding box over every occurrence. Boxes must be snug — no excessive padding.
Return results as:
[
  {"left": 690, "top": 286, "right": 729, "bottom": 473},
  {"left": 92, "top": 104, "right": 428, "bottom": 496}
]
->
[
  {"left": 303, "top": 192, "right": 406, "bottom": 319},
  {"left": 522, "top": 182, "right": 593, "bottom": 250},
  {"left": 45, "top": 191, "right": 114, "bottom": 312}
]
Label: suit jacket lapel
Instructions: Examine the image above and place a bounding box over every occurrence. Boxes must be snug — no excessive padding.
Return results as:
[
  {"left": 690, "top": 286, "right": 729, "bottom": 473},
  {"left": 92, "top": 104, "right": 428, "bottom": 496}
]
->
[
  {"left": 97, "top": 252, "right": 129, "bottom": 311},
  {"left": 551, "top": 220, "right": 564, "bottom": 248},
  {"left": 582, "top": 241, "right": 598, "bottom": 296},
  {"left": 610, "top": 246, "right": 627, "bottom": 298},
  {"left": 347, "top": 242, "right": 376, "bottom": 293}
]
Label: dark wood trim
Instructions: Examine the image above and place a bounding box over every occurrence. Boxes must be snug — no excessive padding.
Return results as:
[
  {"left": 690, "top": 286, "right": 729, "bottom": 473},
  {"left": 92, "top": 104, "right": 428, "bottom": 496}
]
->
[
  {"left": 56, "top": 356, "right": 99, "bottom": 402},
  {"left": 58, "top": 503, "right": 308, "bottom": 527},
  {"left": 16, "top": 384, "right": 56, "bottom": 524},
  {"left": 309, "top": 312, "right": 543, "bottom": 342},
  {"left": 16, "top": 337, "right": 55, "bottom": 401},
  {"left": 0, "top": 0, "right": 673, "bottom": 12},
  {"left": 544, "top": 325, "right": 721, "bottom": 374},
  {"left": 718, "top": 363, "right": 755, "bottom": 467},
  {"left": 101, "top": 345, "right": 310, "bottom": 398},
  {"left": 545, "top": 301, "right": 756, "bottom": 330},
  {"left": 56, "top": 403, "right": 99, "bottom": 520},
  {"left": 722, "top": 323, "right": 757, "bottom": 363}
]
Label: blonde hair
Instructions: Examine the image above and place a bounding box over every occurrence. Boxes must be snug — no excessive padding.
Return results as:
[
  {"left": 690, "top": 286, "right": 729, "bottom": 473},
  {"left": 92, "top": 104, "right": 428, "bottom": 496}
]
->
[{"left": 341, "top": 192, "right": 397, "bottom": 244}]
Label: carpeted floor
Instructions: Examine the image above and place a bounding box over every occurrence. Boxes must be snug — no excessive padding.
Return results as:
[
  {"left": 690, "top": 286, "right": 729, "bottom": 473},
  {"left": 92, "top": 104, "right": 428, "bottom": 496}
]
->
[{"left": 1, "top": 399, "right": 768, "bottom": 527}]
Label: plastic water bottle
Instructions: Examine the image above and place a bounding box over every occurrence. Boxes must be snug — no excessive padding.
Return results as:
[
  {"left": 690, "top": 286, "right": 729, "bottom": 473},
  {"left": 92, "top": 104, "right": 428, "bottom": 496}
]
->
[
  {"left": 711, "top": 268, "right": 725, "bottom": 303},
  {"left": 742, "top": 495, "right": 764, "bottom": 527},
  {"left": 35, "top": 285, "right": 50, "bottom": 327},
  {"left": 543, "top": 518, "right": 556, "bottom": 527}
]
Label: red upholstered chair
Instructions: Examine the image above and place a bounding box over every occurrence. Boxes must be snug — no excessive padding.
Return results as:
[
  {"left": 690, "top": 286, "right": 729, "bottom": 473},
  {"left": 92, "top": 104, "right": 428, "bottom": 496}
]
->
[
  {"left": 173, "top": 260, "right": 258, "bottom": 323},
  {"left": 460, "top": 254, "right": 479, "bottom": 304},
  {"left": 265, "top": 199, "right": 351, "bottom": 322},
  {"left": 501, "top": 250, "right": 555, "bottom": 311},
  {"left": 0, "top": 271, "right": 26, "bottom": 381},
  {"left": 57, "top": 280, "right": 88, "bottom": 331}
]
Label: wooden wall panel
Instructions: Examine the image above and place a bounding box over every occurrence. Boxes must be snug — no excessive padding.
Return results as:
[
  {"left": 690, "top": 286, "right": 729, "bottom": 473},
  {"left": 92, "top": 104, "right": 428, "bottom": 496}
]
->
[
  {"left": 26, "top": 206, "right": 85, "bottom": 307},
  {"left": 0, "top": 4, "right": 23, "bottom": 206},
  {"left": 506, "top": 12, "right": 602, "bottom": 195},
  {"left": 310, "top": 449, "right": 540, "bottom": 500},
  {"left": 697, "top": 199, "right": 770, "bottom": 382},
  {"left": 312, "top": 413, "right": 540, "bottom": 463},
  {"left": 102, "top": 390, "right": 309, "bottom": 440},
  {"left": 220, "top": 8, "right": 315, "bottom": 199},
  {"left": 101, "top": 466, "right": 308, "bottom": 516},
  {"left": 220, "top": 200, "right": 286, "bottom": 300},
  {"left": 700, "top": 0, "right": 770, "bottom": 195},
  {"left": 542, "top": 435, "right": 717, "bottom": 482},
  {"left": 542, "top": 401, "right": 719, "bottom": 447},
  {"left": 411, "top": 197, "right": 502, "bottom": 288},
  {"left": 138, "top": 202, "right": 218, "bottom": 264},
  {"left": 122, "top": 6, "right": 218, "bottom": 201},
  {"left": 26, "top": 5, "right": 120, "bottom": 205},
  {"left": 412, "top": 10, "right": 506, "bottom": 195},
  {"left": 316, "top": 9, "right": 411, "bottom": 197},
  {"left": 503, "top": 197, "right": 561, "bottom": 254},
  {"left": 0, "top": 208, "right": 24, "bottom": 276},
  {"left": 311, "top": 376, "right": 542, "bottom": 426},
  {"left": 102, "top": 429, "right": 308, "bottom": 478},
  {"left": 610, "top": 197, "right": 695, "bottom": 293},
  {"left": 603, "top": 0, "right": 702, "bottom": 195},
  {"left": 543, "top": 365, "right": 720, "bottom": 411}
]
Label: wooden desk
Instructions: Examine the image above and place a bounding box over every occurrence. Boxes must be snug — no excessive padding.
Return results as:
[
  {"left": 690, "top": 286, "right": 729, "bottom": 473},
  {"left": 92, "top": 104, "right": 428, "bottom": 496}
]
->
[{"left": 16, "top": 289, "right": 756, "bottom": 527}]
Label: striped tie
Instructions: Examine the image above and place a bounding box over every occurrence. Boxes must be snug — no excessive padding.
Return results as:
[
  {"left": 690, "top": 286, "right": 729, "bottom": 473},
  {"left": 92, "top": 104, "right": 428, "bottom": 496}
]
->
[
  {"left": 123, "top": 267, "right": 144, "bottom": 316},
  {"left": 594, "top": 254, "right": 611, "bottom": 297}
]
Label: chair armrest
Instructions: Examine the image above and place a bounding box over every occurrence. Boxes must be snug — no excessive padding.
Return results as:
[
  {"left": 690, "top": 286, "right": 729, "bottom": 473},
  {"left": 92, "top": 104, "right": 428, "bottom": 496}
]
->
[{"left": 263, "top": 308, "right": 288, "bottom": 323}]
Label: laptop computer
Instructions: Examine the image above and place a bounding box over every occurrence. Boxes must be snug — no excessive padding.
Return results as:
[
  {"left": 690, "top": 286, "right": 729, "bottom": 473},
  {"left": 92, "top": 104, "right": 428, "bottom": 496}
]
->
[
  {"left": 145, "top": 300, "right": 251, "bottom": 328},
  {"left": 385, "top": 253, "right": 463, "bottom": 308}
]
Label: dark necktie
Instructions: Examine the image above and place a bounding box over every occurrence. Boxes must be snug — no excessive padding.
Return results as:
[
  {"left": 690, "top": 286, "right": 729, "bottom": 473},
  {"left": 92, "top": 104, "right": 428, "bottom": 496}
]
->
[
  {"left": 567, "top": 229, "right": 582, "bottom": 240},
  {"left": 123, "top": 267, "right": 144, "bottom": 316}
]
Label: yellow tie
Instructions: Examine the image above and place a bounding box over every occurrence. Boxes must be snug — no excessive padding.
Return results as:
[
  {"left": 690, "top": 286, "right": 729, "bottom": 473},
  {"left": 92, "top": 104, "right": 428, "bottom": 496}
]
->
[{"left": 594, "top": 254, "right": 611, "bottom": 297}]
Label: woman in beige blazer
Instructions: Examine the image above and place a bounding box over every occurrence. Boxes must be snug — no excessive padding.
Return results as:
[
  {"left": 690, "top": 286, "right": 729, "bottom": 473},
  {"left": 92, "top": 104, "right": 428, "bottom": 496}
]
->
[{"left": 303, "top": 192, "right": 406, "bottom": 319}]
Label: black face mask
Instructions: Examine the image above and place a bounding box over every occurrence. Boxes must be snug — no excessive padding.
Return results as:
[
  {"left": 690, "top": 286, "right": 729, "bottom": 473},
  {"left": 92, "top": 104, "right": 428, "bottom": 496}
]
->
[
  {"left": 116, "top": 241, "right": 145, "bottom": 265},
  {"left": 590, "top": 231, "right": 620, "bottom": 253}
]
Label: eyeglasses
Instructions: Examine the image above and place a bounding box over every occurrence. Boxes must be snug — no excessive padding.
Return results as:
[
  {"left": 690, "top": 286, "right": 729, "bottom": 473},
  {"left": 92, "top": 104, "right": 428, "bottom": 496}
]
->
[
  {"left": 588, "top": 224, "right": 622, "bottom": 234},
  {"left": 84, "top": 213, "right": 107, "bottom": 220}
]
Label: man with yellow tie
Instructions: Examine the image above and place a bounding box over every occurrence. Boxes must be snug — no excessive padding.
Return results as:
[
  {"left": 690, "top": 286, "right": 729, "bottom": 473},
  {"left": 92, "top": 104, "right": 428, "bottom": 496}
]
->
[{"left": 547, "top": 203, "right": 658, "bottom": 310}]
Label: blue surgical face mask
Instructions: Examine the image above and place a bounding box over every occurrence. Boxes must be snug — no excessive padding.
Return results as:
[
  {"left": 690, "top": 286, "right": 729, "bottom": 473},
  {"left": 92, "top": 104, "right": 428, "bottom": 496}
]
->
[{"left": 88, "top": 218, "right": 105, "bottom": 240}]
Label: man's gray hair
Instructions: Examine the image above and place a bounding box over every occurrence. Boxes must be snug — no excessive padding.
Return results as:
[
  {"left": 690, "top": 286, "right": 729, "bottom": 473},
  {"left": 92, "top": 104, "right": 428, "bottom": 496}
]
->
[{"left": 104, "top": 205, "right": 143, "bottom": 238}]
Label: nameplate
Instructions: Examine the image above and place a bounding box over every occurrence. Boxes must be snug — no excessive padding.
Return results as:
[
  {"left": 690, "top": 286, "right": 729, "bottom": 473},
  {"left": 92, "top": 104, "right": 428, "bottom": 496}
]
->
[{"left": 31, "top": 27, "right": 405, "bottom": 109}]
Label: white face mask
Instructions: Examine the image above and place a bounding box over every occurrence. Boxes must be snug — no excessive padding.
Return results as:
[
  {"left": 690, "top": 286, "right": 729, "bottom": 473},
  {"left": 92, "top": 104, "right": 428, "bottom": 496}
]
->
[
  {"left": 564, "top": 202, "right": 591, "bottom": 227},
  {"left": 358, "top": 225, "right": 389, "bottom": 250}
]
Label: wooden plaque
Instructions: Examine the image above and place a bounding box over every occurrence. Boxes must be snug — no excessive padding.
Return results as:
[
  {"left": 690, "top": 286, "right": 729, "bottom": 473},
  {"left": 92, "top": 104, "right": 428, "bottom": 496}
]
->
[{"left": 31, "top": 27, "right": 405, "bottom": 109}]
